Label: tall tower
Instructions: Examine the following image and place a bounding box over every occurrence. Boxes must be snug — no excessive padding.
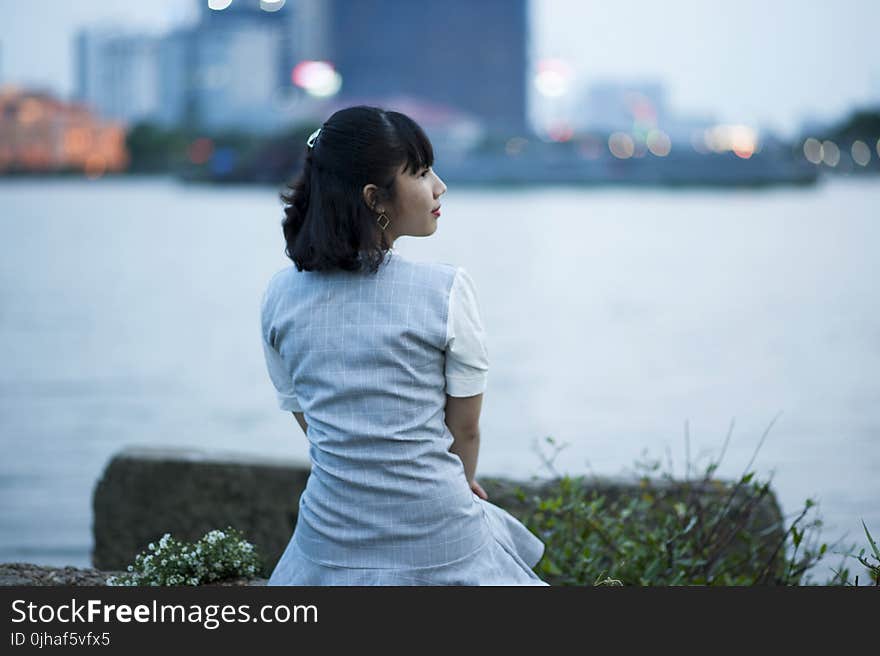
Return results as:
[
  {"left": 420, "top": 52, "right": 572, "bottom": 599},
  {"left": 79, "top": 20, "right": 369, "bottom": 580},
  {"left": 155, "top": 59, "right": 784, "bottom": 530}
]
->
[{"left": 324, "top": 0, "right": 529, "bottom": 135}]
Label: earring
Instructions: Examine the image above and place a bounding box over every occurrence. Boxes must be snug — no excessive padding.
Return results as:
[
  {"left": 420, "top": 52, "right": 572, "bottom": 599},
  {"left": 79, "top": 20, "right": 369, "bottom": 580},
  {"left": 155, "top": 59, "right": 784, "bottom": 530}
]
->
[{"left": 376, "top": 212, "right": 390, "bottom": 230}]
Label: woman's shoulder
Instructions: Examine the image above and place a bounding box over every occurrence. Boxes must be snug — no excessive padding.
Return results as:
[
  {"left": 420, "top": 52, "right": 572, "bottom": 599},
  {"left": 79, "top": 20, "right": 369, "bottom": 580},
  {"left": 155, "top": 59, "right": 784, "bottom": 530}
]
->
[
  {"left": 391, "top": 252, "right": 459, "bottom": 288},
  {"left": 267, "top": 265, "right": 297, "bottom": 288},
  {"left": 260, "top": 265, "right": 298, "bottom": 305}
]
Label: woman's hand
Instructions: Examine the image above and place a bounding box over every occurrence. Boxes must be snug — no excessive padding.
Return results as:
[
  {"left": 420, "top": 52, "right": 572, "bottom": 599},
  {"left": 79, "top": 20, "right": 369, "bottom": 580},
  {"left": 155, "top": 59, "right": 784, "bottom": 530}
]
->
[{"left": 469, "top": 478, "right": 489, "bottom": 500}]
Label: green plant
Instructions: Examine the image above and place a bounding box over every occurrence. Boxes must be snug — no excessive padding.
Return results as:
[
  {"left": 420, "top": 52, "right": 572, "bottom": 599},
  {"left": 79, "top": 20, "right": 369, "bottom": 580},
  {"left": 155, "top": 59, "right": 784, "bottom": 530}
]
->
[
  {"left": 516, "top": 414, "right": 859, "bottom": 586},
  {"left": 106, "top": 527, "right": 262, "bottom": 587},
  {"left": 832, "top": 520, "right": 880, "bottom": 587}
]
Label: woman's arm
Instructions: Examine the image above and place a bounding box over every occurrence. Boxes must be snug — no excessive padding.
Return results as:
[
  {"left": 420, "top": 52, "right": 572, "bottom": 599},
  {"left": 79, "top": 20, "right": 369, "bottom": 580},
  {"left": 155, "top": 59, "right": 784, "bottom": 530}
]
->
[
  {"left": 292, "top": 411, "right": 308, "bottom": 435},
  {"left": 443, "top": 268, "right": 489, "bottom": 498},
  {"left": 445, "top": 392, "right": 483, "bottom": 488}
]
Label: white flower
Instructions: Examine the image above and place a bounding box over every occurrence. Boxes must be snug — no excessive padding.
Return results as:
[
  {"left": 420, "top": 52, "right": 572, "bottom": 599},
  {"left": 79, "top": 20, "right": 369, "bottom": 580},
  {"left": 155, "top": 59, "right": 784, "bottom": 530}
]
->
[{"left": 148, "top": 543, "right": 155, "bottom": 550}]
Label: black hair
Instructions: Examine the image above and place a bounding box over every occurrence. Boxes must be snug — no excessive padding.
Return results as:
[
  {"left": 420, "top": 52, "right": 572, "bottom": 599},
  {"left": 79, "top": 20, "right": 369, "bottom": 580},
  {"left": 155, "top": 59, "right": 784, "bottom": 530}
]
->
[{"left": 280, "top": 105, "right": 435, "bottom": 274}]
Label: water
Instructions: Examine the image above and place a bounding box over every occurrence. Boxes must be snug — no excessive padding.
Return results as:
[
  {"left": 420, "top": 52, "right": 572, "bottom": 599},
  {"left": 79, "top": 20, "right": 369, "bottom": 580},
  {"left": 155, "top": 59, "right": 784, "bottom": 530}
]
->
[{"left": 1, "top": 175, "right": 877, "bottom": 584}]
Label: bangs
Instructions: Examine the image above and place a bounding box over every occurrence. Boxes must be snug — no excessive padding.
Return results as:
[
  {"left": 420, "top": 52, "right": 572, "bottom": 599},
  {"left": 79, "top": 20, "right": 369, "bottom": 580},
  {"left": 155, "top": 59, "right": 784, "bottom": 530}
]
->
[{"left": 388, "top": 110, "right": 435, "bottom": 175}]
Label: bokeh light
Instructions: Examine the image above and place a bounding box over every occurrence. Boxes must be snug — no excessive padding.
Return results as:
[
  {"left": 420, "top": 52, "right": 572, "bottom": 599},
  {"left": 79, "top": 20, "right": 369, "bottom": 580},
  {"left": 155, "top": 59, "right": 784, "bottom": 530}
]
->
[
  {"left": 802, "top": 138, "right": 823, "bottom": 164},
  {"left": 290, "top": 60, "right": 342, "bottom": 97},
  {"left": 608, "top": 132, "right": 634, "bottom": 159},
  {"left": 260, "top": 0, "right": 286, "bottom": 11},
  {"left": 646, "top": 129, "right": 671, "bottom": 157},
  {"left": 210, "top": 147, "right": 237, "bottom": 175},
  {"left": 533, "top": 58, "right": 573, "bottom": 98},
  {"left": 850, "top": 140, "right": 871, "bottom": 167},
  {"left": 208, "top": 0, "right": 233, "bottom": 10},
  {"left": 188, "top": 138, "right": 214, "bottom": 165},
  {"left": 730, "top": 127, "right": 756, "bottom": 158},
  {"left": 703, "top": 125, "right": 758, "bottom": 158},
  {"left": 546, "top": 121, "right": 573, "bottom": 142},
  {"left": 625, "top": 91, "right": 657, "bottom": 128},
  {"left": 821, "top": 140, "right": 840, "bottom": 167}
]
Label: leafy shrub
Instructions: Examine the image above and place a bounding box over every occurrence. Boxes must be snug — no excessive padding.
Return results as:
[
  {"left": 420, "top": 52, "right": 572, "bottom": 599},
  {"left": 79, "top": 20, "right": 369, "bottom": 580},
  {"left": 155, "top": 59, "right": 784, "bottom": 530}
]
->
[{"left": 516, "top": 416, "right": 871, "bottom": 586}]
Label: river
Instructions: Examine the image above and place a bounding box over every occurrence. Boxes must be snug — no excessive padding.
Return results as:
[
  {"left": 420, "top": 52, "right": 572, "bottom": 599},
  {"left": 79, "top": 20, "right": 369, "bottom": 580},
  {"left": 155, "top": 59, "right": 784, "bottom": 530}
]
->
[{"left": 1, "top": 175, "right": 877, "bottom": 584}]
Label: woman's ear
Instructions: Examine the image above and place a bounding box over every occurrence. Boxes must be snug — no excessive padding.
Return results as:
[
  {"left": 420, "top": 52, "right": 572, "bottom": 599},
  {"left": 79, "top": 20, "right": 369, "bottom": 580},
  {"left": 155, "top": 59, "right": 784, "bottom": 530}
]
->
[{"left": 362, "top": 183, "right": 378, "bottom": 210}]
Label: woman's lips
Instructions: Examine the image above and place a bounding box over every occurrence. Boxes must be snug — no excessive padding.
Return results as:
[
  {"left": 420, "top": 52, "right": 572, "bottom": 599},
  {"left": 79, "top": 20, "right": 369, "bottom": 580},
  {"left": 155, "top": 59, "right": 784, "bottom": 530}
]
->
[{"left": 431, "top": 205, "right": 441, "bottom": 217}]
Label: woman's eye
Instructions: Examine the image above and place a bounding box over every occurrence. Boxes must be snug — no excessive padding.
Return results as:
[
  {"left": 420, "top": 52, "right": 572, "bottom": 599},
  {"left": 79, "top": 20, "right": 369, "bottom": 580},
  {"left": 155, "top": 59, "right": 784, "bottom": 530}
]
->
[{"left": 421, "top": 168, "right": 430, "bottom": 177}]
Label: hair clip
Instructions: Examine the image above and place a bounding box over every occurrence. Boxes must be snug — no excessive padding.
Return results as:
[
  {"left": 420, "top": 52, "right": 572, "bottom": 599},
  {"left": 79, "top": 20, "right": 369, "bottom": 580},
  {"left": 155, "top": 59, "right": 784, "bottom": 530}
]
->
[{"left": 307, "top": 128, "right": 321, "bottom": 148}]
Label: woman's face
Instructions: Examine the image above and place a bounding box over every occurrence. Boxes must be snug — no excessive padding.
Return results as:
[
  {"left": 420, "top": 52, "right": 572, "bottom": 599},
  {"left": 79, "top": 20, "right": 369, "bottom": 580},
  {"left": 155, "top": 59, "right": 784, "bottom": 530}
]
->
[{"left": 383, "top": 163, "right": 447, "bottom": 242}]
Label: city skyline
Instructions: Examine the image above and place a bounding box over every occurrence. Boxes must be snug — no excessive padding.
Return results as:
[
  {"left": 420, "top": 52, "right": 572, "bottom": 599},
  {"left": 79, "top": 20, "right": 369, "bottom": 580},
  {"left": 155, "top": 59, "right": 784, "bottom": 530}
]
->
[{"left": 1, "top": 0, "right": 879, "bottom": 138}]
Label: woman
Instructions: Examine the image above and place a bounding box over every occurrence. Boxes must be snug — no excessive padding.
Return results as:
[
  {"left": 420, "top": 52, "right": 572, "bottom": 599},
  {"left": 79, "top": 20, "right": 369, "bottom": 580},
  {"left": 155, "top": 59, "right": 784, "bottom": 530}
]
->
[{"left": 260, "top": 105, "right": 548, "bottom": 585}]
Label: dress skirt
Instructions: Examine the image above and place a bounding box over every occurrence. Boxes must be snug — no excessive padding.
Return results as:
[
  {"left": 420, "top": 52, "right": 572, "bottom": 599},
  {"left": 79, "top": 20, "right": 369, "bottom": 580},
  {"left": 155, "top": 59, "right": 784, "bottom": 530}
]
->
[{"left": 267, "top": 495, "right": 549, "bottom": 586}]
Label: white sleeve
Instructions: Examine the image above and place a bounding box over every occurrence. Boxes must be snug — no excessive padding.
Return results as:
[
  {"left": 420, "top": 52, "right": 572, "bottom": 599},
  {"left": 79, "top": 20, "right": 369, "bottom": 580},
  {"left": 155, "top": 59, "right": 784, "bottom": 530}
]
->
[{"left": 444, "top": 267, "right": 489, "bottom": 396}]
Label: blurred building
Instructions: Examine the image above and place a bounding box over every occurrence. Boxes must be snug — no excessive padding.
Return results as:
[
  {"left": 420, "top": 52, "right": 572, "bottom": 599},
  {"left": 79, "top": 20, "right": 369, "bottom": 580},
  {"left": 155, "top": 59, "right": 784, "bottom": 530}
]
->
[
  {"left": 188, "top": 19, "right": 287, "bottom": 132},
  {"left": 199, "top": 0, "right": 298, "bottom": 91},
  {"left": 75, "top": 1, "right": 302, "bottom": 133},
  {"left": 75, "top": 28, "right": 162, "bottom": 126},
  {"left": 156, "top": 29, "right": 195, "bottom": 128},
  {"left": 73, "top": 0, "right": 530, "bottom": 137},
  {"left": 187, "top": 0, "right": 296, "bottom": 132},
  {"left": 0, "top": 87, "right": 128, "bottom": 175},
  {"left": 289, "top": 0, "right": 331, "bottom": 62},
  {"left": 321, "top": 0, "right": 529, "bottom": 136}
]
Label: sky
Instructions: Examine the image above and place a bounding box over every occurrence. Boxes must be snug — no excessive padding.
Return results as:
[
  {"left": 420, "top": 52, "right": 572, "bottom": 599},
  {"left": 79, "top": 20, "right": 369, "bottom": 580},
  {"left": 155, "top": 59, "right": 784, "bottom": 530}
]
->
[{"left": 1, "top": 0, "right": 878, "bottom": 138}]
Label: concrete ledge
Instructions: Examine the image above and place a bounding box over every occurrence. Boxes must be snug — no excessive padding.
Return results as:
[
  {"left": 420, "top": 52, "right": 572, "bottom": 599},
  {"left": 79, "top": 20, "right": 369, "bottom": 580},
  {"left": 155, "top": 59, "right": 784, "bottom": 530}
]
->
[
  {"left": 92, "top": 446, "right": 785, "bottom": 579},
  {"left": 92, "top": 446, "right": 309, "bottom": 577}
]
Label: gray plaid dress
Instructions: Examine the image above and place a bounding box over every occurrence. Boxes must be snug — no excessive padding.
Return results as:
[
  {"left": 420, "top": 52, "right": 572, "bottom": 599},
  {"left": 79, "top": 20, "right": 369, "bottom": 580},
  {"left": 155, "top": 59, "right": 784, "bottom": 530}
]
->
[{"left": 260, "top": 249, "right": 547, "bottom": 585}]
